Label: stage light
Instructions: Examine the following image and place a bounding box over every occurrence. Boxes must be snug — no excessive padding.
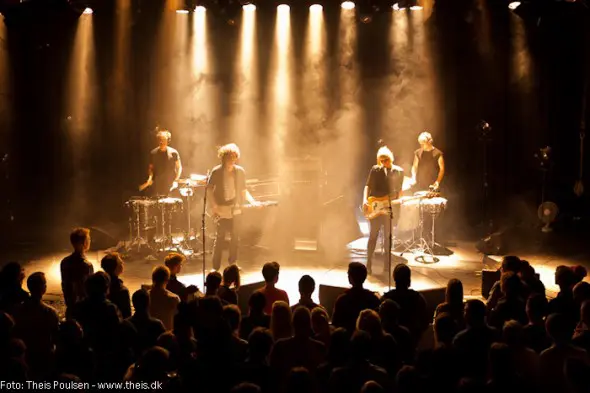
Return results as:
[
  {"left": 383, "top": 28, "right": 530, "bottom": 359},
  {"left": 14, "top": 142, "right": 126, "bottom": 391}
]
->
[
  {"left": 508, "top": 1, "right": 521, "bottom": 9},
  {"left": 176, "top": 9, "right": 190, "bottom": 14},
  {"left": 341, "top": 1, "right": 355, "bottom": 10},
  {"left": 83, "top": 7, "right": 93, "bottom": 14},
  {"left": 243, "top": 3, "right": 256, "bottom": 11},
  {"left": 393, "top": 3, "right": 401, "bottom": 10},
  {"left": 277, "top": 4, "right": 290, "bottom": 11},
  {"left": 195, "top": 5, "right": 206, "bottom": 12},
  {"left": 310, "top": 4, "right": 323, "bottom": 11}
]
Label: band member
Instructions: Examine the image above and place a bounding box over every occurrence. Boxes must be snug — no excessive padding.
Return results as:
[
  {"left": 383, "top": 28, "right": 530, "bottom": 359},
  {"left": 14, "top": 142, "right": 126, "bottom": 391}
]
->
[
  {"left": 363, "top": 146, "right": 404, "bottom": 274},
  {"left": 140, "top": 129, "right": 182, "bottom": 196},
  {"left": 207, "top": 143, "right": 259, "bottom": 271},
  {"left": 411, "top": 132, "right": 445, "bottom": 191}
]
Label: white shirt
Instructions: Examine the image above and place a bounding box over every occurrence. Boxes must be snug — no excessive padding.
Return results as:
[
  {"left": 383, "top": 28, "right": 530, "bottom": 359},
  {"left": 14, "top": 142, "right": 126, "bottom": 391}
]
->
[
  {"left": 149, "top": 287, "right": 180, "bottom": 331},
  {"left": 223, "top": 169, "right": 236, "bottom": 202}
]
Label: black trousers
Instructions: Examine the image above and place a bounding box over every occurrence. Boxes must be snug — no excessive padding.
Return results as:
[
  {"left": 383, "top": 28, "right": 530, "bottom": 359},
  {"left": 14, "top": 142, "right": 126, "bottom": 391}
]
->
[
  {"left": 212, "top": 217, "right": 240, "bottom": 271},
  {"left": 367, "top": 215, "right": 394, "bottom": 271}
]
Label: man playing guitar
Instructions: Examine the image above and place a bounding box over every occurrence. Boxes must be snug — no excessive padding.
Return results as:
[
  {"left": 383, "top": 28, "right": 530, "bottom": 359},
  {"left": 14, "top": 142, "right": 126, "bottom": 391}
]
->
[
  {"left": 363, "top": 146, "right": 404, "bottom": 275},
  {"left": 207, "top": 143, "right": 259, "bottom": 271}
]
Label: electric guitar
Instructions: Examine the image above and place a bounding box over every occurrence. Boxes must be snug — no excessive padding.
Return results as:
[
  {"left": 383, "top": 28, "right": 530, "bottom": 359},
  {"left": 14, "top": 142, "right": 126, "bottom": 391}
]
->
[
  {"left": 362, "top": 192, "right": 439, "bottom": 220},
  {"left": 212, "top": 201, "right": 279, "bottom": 221}
]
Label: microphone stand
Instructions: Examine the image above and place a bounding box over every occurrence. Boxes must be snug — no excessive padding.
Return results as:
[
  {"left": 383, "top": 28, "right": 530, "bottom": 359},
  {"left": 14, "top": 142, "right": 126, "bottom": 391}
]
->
[
  {"left": 202, "top": 171, "right": 211, "bottom": 286},
  {"left": 388, "top": 195, "right": 394, "bottom": 291}
]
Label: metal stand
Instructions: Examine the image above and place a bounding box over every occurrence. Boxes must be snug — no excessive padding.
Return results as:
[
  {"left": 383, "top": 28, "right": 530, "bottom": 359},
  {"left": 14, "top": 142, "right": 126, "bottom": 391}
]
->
[
  {"left": 125, "top": 201, "right": 157, "bottom": 259},
  {"left": 388, "top": 196, "right": 394, "bottom": 290},
  {"left": 202, "top": 171, "right": 211, "bottom": 285}
]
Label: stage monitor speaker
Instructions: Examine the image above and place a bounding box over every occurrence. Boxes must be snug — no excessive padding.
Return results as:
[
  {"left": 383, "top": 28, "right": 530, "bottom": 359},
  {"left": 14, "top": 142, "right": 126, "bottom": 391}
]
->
[
  {"left": 319, "top": 284, "right": 348, "bottom": 318},
  {"left": 237, "top": 281, "right": 265, "bottom": 315},
  {"left": 476, "top": 231, "right": 507, "bottom": 255},
  {"left": 481, "top": 269, "right": 501, "bottom": 299},
  {"left": 420, "top": 287, "right": 447, "bottom": 319},
  {"left": 320, "top": 284, "right": 447, "bottom": 320}
]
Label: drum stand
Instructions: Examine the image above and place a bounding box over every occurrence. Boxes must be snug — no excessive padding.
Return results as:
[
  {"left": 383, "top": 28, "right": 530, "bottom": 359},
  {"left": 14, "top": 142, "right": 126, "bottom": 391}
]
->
[
  {"left": 398, "top": 202, "right": 440, "bottom": 264},
  {"left": 126, "top": 203, "right": 157, "bottom": 260}
]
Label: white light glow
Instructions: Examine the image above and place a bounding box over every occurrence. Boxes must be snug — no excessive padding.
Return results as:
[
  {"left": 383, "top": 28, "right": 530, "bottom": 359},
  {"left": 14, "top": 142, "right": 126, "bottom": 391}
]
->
[
  {"left": 410, "top": 5, "right": 423, "bottom": 10},
  {"left": 508, "top": 2, "right": 521, "bottom": 10},
  {"left": 195, "top": 5, "right": 206, "bottom": 13},
  {"left": 393, "top": 3, "right": 401, "bottom": 10},
  {"left": 310, "top": 4, "right": 323, "bottom": 12},
  {"left": 176, "top": 9, "right": 189, "bottom": 14},
  {"left": 83, "top": 7, "right": 93, "bottom": 14},
  {"left": 243, "top": 3, "right": 256, "bottom": 11},
  {"left": 277, "top": 4, "right": 290, "bottom": 12},
  {"left": 341, "top": 1, "right": 355, "bottom": 9}
]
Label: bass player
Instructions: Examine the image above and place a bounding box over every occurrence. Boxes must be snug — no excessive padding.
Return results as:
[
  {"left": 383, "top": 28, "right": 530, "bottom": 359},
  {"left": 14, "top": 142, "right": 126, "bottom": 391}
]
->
[{"left": 362, "top": 146, "right": 404, "bottom": 275}]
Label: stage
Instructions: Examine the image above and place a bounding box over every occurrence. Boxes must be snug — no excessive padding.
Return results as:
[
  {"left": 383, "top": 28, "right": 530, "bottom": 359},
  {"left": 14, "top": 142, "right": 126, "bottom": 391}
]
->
[{"left": 9, "top": 230, "right": 585, "bottom": 317}]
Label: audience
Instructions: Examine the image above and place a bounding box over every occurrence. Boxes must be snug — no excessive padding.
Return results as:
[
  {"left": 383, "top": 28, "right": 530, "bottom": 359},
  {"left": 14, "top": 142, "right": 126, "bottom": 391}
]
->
[
  {"left": 271, "top": 307, "right": 326, "bottom": 387},
  {"left": 204, "top": 271, "right": 224, "bottom": 299},
  {"left": 328, "top": 331, "right": 390, "bottom": 393},
  {"left": 453, "top": 299, "right": 499, "bottom": 379},
  {"left": 240, "top": 292, "right": 271, "bottom": 340},
  {"left": 356, "top": 309, "right": 399, "bottom": 374},
  {"left": 486, "top": 255, "right": 522, "bottom": 310},
  {"left": 70, "top": 272, "right": 121, "bottom": 353},
  {"left": 502, "top": 320, "right": 539, "bottom": 382},
  {"left": 292, "top": 275, "right": 321, "bottom": 312},
  {"left": 381, "top": 264, "right": 429, "bottom": 341},
  {"left": 148, "top": 266, "right": 180, "bottom": 331},
  {"left": 224, "top": 304, "right": 249, "bottom": 363},
  {"left": 270, "top": 301, "right": 293, "bottom": 341},
  {"left": 0, "top": 262, "right": 29, "bottom": 314},
  {"left": 523, "top": 294, "right": 551, "bottom": 353},
  {"left": 256, "top": 262, "right": 289, "bottom": 315},
  {"left": 124, "top": 289, "right": 165, "bottom": 357},
  {"left": 219, "top": 264, "right": 240, "bottom": 305},
  {"left": 379, "top": 299, "right": 414, "bottom": 363},
  {"left": 332, "top": 262, "right": 380, "bottom": 333},
  {"left": 60, "top": 228, "right": 94, "bottom": 314},
  {"left": 572, "top": 300, "right": 590, "bottom": 352},
  {"left": 488, "top": 271, "right": 528, "bottom": 329},
  {"left": 311, "top": 307, "right": 332, "bottom": 347},
  {"left": 540, "top": 313, "right": 589, "bottom": 393},
  {"left": 4, "top": 229, "right": 590, "bottom": 393},
  {"left": 435, "top": 278, "right": 465, "bottom": 329},
  {"left": 12, "top": 272, "right": 59, "bottom": 378},
  {"left": 101, "top": 252, "right": 131, "bottom": 319},
  {"left": 165, "top": 252, "right": 199, "bottom": 302},
  {"left": 548, "top": 266, "right": 582, "bottom": 327}
]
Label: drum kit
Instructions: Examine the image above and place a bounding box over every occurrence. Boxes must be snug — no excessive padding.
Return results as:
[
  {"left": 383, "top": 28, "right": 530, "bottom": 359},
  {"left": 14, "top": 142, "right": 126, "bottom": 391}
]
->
[
  {"left": 124, "top": 174, "right": 208, "bottom": 259},
  {"left": 397, "top": 190, "right": 447, "bottom": 263}
]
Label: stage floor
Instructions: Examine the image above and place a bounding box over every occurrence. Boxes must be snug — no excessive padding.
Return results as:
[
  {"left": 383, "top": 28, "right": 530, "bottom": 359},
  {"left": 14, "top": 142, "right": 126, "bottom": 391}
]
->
[{"left": 12, "top": 234, "right": 585, "bottom": 312}]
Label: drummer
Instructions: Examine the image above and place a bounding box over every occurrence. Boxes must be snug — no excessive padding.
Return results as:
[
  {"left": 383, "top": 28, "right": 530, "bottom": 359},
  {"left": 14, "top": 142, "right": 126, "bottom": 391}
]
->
[
  {"left": 140, "top": 129, "right": 183, "bottom": 196},
  {"left": 409, "top": 132, "right": 444, "bottom": 192}
]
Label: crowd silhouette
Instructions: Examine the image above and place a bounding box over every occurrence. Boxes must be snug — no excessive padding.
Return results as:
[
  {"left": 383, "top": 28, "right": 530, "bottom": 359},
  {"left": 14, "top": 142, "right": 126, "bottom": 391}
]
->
[{"left": 1, "top": 227, "right": 589, "bottom": 392}]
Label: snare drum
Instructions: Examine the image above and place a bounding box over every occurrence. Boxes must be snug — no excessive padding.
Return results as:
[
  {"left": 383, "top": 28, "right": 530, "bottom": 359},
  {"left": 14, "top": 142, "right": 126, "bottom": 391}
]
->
[
  {"left": 126, "top": 196, "right": 157, "bottom": 208},
  {"left": 157, "top": 197, "right": 183, "bottom": 212},
  {"left": 420, "top": 197, "right": 447, "bottom": 216}
]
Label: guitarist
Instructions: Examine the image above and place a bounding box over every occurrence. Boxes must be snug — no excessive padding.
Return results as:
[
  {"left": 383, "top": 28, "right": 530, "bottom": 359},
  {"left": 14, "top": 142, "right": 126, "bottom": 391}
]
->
[
  {"left": 208, "top": 143, "right": 259, "bottom": 271},
  {"left": 363, "top": 146, "right": 404, "bottom": 275}
]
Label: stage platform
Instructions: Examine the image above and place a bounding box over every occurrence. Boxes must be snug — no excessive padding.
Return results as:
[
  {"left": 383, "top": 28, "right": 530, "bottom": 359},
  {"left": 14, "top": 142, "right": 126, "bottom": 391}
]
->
[{"left": 12, "top": 234, "right": 584, "bottom": 314}]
